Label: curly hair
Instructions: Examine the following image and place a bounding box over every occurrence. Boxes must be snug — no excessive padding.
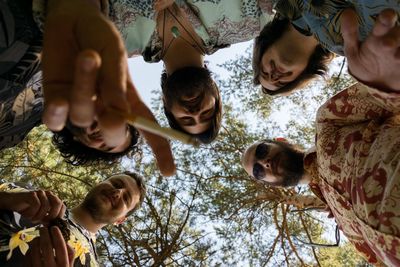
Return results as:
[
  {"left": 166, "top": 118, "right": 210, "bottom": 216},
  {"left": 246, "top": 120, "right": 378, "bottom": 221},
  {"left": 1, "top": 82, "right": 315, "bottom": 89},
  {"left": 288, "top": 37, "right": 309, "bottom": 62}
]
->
[
  {"left": 161, "top": 66, "right": 222, "bottom": 144},
  {"left": 52, "top": 125, "right": 140, "bottom": 166},
  {"left": 252, "top": 16, "right": 334, "bottom": 96}
]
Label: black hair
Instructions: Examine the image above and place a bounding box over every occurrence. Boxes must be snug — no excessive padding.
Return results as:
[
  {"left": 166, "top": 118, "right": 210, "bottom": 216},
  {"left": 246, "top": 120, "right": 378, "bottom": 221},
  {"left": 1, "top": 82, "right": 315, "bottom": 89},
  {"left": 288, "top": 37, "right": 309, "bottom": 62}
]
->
[{"left": 52, "top": 125, "right": 140, "bottom": 166}]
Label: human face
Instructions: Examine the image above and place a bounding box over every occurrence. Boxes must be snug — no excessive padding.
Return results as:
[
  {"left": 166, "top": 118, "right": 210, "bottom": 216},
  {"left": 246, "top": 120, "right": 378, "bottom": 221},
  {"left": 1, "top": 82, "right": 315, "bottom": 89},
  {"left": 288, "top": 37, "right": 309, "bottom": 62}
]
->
[
  {"left": 241, "top": 140, "right": 304, "bottom": 187},
  {"left": 259, "top": 44, "right": 308, "bottom": 92},
  {"left": 68, "top": 120, "right": 131, "bottom": 153},
  {"left": 170, "top": 94, "right": 216, "bottom": 134},
  {"left": 82, "top": 174, "right": 141, "bottom": 224}
]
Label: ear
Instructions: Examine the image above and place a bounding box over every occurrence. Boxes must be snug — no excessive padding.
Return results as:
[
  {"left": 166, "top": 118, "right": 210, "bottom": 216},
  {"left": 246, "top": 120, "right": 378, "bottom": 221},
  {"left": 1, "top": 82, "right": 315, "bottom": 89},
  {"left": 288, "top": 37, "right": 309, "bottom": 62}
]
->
[{"left": 113, "top": 217, "right": 127, "bottom": 225}]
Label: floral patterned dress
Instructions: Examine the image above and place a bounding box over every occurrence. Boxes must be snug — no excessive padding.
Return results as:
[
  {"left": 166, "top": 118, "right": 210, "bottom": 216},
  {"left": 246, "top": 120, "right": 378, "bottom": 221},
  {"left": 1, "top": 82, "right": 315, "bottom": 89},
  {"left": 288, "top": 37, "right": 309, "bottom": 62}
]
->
[
  {"left": 0, "top": 182, "right": 98, "bottom": 267},
  {"left": 274, "top": 0, "right": 400, "bottom": 55},
  {"left": 304, "top": 83, "right": 400, "bottom": 265}
]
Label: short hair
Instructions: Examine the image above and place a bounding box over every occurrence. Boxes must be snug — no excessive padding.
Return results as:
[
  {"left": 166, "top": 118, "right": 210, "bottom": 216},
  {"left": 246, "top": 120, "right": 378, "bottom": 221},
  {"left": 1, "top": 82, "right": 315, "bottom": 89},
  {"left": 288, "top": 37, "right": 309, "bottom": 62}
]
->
[
  {"left": 161, "top": 66, "right": 222, "bottom": 144},
  {"left": 120, "top": 171, "right": 146, "bottom": 216},
  {"left": 52, "top": 125, "right": 140, "bottom": 166},
  {"left": 252, "top": 16, "right": 334, "bottom": 95}
]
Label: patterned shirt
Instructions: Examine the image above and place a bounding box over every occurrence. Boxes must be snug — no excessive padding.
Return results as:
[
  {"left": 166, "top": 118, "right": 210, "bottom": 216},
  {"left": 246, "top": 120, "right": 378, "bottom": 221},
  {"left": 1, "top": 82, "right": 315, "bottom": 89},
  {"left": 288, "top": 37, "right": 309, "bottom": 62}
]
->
[
  {"left": 304, "top": 83, "right": 400, "bottom": 265},
  {"left": 106, "top": 0, "right": 273, "bottom": 61},
  {"left": 274, "top": 0, "right": 400, "bottom": 55},
  {"left": 0, "top": 182, "right": 98, "bottom": 267}
]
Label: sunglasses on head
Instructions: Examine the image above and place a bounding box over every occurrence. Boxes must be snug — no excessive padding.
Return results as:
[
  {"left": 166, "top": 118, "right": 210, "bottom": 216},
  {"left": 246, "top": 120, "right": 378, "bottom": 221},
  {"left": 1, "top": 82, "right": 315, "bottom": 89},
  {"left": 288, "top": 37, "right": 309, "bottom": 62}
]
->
[{"left": 252, "top": 143, "right": 270, "bottom": 180}]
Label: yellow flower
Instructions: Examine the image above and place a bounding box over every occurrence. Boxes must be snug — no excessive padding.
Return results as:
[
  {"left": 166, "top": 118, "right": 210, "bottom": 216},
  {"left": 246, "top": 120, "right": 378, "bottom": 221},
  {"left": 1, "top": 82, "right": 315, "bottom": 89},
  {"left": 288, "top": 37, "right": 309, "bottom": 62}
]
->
[
  {"left": 68, "top": 235, "right": 90, "bottom": 265},
  {"left": 7, "top": 227, "right": 39, "bottom": 260}
]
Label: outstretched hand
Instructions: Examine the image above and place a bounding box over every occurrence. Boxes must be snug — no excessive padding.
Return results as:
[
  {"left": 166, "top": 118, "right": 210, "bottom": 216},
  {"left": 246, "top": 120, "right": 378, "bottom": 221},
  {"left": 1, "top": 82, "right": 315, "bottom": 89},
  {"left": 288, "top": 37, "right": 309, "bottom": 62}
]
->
[
  {"left": 42, "top": 0, "right": 130, "bottom": 147},
  {"left": 341, "top": 8, "right": 400, "bottom": 92},
  {"left": 42, "top": 0, "right": 176, "bottom": 175}
]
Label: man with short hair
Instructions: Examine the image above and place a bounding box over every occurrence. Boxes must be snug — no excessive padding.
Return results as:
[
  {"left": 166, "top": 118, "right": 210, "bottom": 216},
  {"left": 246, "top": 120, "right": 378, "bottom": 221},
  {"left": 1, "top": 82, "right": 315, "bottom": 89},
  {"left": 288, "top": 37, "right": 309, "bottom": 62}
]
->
[{"left": 0, "top": 172, "right": 146, "bottom": 267}]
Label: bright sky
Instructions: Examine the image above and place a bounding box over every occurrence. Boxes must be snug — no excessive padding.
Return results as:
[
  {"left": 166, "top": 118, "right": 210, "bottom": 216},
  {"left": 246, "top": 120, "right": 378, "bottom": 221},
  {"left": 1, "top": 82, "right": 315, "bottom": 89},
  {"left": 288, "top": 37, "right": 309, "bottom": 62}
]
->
[{"left": 128, "top": 41, "right": 252, "bottom": 107}]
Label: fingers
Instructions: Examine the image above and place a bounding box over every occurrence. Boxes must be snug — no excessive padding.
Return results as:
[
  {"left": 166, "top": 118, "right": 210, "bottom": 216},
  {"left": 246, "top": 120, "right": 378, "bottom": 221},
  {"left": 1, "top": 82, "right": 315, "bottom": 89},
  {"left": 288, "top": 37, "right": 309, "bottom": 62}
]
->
[
  {"left": 43, "top": 191, "right": 66, "bottom": 222},
  {"left": 373, "top": 9, "right": 398, "bottom": 37},
  {"left": 42, "top": 14, "right": 76, "bottom": 132},
  {"left": 29, "top": 236, "right": 42, "bottom": 267},
  {"left": 19, "top": 190, "right": 64, "bottom": 223},
  {"left": 76, "top": 17, "right": 130, "bottom": 147},
  {"left": 31, "top": 191, "right": 50, "bottom": 222},
  {"left": 126, "top": 81, "right": 176, "bottom": 176},
  {"left": 40, "top": 227, "right": 58, "bottom": 267},
  {"left": 69, "top": 50, "right": 102, "bottom": 128},
  {"left": 28, "top": 227, "right": 72, "bottom": 267},
  {"left": 50, "top": 227, "right": 71, "bottom": 267},
  {"left": 340, "top": 8, "right": 360, "bottom": 59}
]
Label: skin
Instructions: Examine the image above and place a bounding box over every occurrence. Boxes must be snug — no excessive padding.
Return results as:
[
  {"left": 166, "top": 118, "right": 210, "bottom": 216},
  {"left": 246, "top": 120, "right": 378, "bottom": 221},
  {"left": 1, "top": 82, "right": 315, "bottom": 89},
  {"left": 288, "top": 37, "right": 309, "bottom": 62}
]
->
[
  {"left": 259, "top": 23, "right": 318, "bottom": 91},
  {"left": 241, "top": 141, "right": 287, "bottom": 184},
  {"left": 261, "top": 8, "right": 400, "bottom": 93},
  {"left": 42, "top": 0, "right": 175, "bottom": 176},
  {"left": 169, "top": 94, "right": 215, "bottom": 134},
  {"left": 157, "top": 3, "right": 214, "bottom": 134},
  {"left": 1, "top": 174, "right": 141, "bottom": 266},
  {"left": 341, "top": 8, "right": 400, "bottom": 92},
  {"left": 0, "top": 190, "right": 66, "bottom": 223},
  {"left": 71, "top": 174, "right": 141, "bottom": 232},
  {"left": 72, "top": 120, "right": 132, "bottom": 153}
]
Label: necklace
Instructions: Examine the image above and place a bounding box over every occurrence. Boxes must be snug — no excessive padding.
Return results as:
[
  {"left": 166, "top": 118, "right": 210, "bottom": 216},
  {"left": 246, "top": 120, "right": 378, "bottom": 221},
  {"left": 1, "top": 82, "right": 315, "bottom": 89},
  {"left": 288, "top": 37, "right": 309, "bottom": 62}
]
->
[{"left": 159, "top": 4, "right": 206, "bottom": 58}]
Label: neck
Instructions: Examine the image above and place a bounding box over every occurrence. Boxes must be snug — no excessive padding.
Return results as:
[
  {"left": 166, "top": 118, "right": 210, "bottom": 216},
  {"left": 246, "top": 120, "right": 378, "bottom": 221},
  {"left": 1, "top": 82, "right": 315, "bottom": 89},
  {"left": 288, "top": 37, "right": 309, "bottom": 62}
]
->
[
  {"left": 163, "top": 39, "right": 204, "bottom": 75},
  {"left": 70, "top": 205, "right": 105, "bottom": 234}
]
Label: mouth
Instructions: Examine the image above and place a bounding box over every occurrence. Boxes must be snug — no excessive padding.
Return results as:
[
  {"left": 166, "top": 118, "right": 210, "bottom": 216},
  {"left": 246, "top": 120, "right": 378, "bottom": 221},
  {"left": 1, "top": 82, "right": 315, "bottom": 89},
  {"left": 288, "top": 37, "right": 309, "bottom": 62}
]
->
[{"left": 88, "top": 131, "right": 102, "bottom": 141}]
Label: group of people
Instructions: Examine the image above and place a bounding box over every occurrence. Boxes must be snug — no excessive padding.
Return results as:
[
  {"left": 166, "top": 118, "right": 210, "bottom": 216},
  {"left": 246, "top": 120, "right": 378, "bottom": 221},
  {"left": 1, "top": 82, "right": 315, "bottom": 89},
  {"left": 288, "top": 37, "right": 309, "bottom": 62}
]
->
[{"left": 1, "top": 0, "right": 400, "bottom": 266}]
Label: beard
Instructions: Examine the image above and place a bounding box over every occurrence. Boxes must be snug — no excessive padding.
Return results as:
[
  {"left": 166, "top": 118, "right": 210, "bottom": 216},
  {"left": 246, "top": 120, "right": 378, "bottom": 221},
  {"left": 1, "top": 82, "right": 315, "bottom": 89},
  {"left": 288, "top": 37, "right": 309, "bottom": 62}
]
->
[
  {"left": 81, "top": 190, "right": 114, "bottom": 224},
  {"left": 269, "top": 142, "right": 305, "bottom": 187}
]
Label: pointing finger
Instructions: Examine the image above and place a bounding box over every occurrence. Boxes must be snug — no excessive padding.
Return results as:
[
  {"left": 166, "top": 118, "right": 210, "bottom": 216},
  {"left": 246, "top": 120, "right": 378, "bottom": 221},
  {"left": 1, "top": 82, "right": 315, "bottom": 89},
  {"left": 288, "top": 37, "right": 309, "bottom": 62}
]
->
[
  {"left": 126, "top": 80, "right": 176, "bottom": 176},
  {"left": 69, "top": 50, "right": 101, "bottom": 128},
  {"left": 340, "top": 8, "right": 360, "bottom": 59}
]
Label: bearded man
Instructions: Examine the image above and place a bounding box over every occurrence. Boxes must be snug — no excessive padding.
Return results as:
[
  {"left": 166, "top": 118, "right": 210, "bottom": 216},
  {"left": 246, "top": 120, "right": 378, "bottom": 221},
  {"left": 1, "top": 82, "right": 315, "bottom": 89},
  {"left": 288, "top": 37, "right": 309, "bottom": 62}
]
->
[{"left": 0, "top": 172, "right": 146, "bottom": 267}]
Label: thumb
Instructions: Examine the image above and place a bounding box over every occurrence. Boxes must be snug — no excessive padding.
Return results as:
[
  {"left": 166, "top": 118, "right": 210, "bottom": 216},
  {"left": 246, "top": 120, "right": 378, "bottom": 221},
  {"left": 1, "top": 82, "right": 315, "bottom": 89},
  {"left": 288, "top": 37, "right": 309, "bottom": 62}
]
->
[{"left": 340, "top": 8, "right": 360, "bottom": 58}]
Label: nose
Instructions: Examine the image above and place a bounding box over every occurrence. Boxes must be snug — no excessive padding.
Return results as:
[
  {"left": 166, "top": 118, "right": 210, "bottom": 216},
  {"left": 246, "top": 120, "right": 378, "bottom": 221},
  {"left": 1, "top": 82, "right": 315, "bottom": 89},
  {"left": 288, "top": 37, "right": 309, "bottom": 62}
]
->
[
  {"left": 110, "top": 189, "right": 122, "bottom": 201},
  {"left": 259, "top": 157, "right": 272, "bottom": 170},
  {"left": 86, "top": 121, "right": 99, "bottom": 135}
]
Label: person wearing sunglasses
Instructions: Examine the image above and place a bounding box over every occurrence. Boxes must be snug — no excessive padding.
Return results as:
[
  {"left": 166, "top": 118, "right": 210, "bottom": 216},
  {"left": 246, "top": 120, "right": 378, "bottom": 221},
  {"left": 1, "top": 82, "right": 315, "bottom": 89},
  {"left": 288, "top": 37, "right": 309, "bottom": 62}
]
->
[
  {"left": 252, "top": 2, "right": 400, "bottom": 96},
  {"left": 242, "top": 10, "right": 400, "bottom": 264}
]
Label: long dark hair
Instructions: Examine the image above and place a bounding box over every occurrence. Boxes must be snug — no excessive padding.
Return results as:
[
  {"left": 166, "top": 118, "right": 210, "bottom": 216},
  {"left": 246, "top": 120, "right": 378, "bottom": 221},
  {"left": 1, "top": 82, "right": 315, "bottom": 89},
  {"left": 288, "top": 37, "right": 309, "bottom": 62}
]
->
[
  {"left": 52, "top": 125, "right": 140, "bottom": 166},
  {"left": 253, "top": 17, "right": 334, "bottom": 95}
]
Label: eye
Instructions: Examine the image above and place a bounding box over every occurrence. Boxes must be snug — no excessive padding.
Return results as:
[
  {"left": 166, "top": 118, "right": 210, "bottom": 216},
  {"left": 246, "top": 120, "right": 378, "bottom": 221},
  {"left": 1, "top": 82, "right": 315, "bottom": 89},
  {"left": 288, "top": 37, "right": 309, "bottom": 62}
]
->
[
  {"left": 255, "top": 143, "right": 269, "bottom": 159},
  {"left": 112, "top": 180, "right": 123, "bottom": 189}
]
